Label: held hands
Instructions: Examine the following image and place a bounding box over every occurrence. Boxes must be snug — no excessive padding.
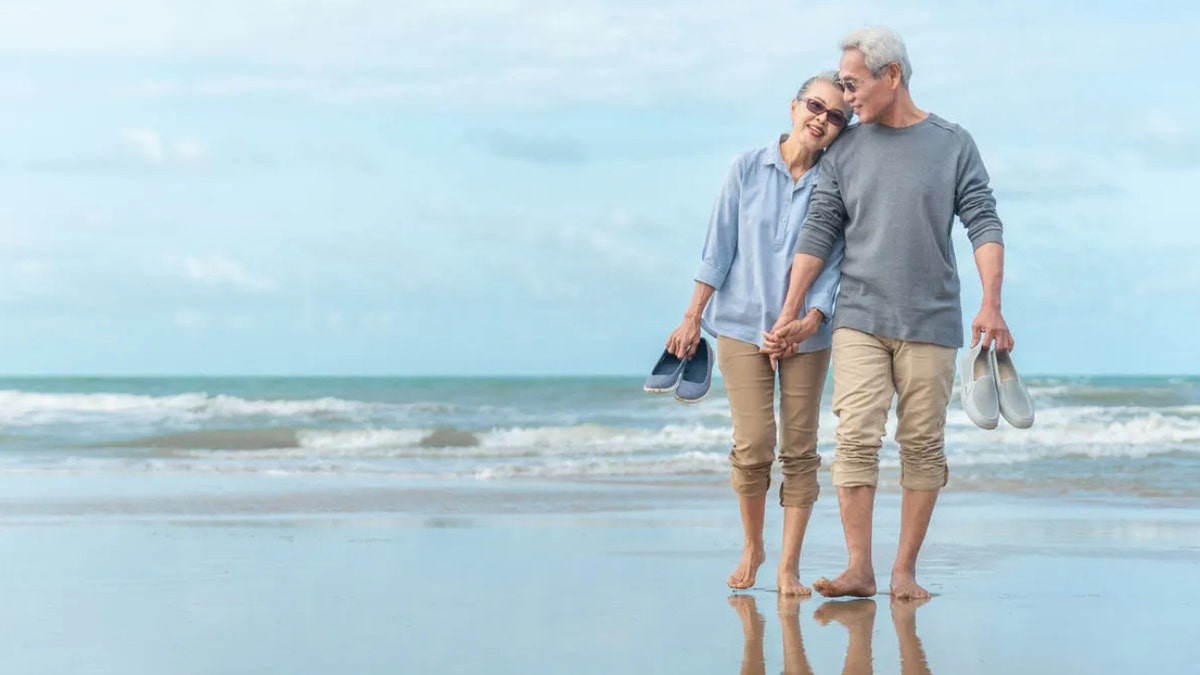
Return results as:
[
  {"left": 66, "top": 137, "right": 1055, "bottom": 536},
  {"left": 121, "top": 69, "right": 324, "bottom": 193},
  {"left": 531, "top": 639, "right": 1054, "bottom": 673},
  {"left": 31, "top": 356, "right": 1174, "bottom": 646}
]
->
[
  {"left": 667, "top": 315, "right": 703, "bottom": 360},
  {"left": 760, "top": 312, "right": 821, "bottom": 370},
  {"left": 971, "top": 305, "right": 1014, "bottom": 354}
]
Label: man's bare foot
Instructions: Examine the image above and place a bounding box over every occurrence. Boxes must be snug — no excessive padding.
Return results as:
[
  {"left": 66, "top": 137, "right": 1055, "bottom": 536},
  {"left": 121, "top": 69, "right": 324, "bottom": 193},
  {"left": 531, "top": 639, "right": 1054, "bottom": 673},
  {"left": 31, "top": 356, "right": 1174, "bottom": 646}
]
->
[
  {"left": 889, "top": 571, "right": 931, "bottom": 600},
  {"left": 812, "top": 597, "right": 877, "bottom": 628},
  {"left": 813, "top": 568, "right": 877, "bottom": 598},
  {"left": 728, "top": 544, "right": 766, "bottom": 589},
  {"left": 777, "top": 568, "right": 812, "bottom": 597}
]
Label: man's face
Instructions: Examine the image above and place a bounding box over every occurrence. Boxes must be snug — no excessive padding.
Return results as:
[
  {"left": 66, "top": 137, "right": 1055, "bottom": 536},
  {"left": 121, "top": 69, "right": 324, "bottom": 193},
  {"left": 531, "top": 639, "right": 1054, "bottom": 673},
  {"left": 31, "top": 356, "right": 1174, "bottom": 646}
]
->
[{"left": 838, "top": 48, "right": 893, "bottom": 124}]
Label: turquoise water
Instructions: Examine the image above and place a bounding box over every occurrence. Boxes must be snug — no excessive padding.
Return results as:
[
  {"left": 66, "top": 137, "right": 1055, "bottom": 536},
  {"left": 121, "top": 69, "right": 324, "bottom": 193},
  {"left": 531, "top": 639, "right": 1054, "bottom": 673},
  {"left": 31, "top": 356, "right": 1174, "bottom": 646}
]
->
[
  {"left": 0, "top": 377, "right": 1197, "bottom": 672},
  {"left": 1, "top": 376, "right": 1197, "bottom": 500}
]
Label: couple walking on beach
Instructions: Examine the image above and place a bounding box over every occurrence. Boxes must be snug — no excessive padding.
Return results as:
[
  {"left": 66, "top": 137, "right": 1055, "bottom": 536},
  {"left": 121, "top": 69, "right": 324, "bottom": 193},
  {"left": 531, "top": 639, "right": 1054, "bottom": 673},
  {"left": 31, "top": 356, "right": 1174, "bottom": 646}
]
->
[{"left": 662, "top": 26, "right": 1014, "bottom": 600}]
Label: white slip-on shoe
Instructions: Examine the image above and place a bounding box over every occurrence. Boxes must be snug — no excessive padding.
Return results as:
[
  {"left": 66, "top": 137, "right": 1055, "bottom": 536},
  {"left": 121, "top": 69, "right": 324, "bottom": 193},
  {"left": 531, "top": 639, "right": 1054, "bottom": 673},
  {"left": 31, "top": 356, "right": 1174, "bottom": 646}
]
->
[
  {"left": 958, "top": 343, "right": 1000, "bottom": 430},
  {"left": 991, "top": 350, "right": 1035, "bottom": 429}
]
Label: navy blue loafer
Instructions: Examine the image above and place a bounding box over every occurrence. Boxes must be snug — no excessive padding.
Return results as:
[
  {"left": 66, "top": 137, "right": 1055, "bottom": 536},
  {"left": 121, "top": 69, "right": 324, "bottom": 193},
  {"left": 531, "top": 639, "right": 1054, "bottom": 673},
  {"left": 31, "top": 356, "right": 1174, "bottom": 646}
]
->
[
  {"left": 644, "top": 348, "right": 686, "bottom": 393},
  {"left": 674, "top": 337, "right": 713, "bottom": 403}
]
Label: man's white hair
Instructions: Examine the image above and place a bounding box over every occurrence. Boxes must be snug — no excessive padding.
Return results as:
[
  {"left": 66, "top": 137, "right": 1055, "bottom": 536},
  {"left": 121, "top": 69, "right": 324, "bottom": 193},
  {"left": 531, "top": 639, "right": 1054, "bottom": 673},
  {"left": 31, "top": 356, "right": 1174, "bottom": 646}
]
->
[{"left": 841, "top": 26, "right": 913, "bottom": 87}]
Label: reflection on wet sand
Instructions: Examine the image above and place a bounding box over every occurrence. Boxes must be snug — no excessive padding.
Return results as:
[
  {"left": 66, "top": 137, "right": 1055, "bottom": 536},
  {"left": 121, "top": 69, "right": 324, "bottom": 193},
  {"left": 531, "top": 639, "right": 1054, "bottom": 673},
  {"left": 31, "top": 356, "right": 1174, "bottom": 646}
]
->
[
  {"left": 729, "top": 594, "right": 933, "bottom": 675},
  {"left": 814, "top": 598, "right": 876, "bottom": 675},
  {"left": 890, "top": 598, "right": 933, "bottom": 675}
]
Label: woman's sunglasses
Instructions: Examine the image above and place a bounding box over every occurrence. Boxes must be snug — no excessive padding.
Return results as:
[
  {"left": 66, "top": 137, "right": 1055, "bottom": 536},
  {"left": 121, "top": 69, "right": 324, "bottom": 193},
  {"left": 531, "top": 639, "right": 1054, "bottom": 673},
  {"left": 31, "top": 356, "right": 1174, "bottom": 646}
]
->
[{"left": 799, "top": 98, "right": 848, "bottom": 127}]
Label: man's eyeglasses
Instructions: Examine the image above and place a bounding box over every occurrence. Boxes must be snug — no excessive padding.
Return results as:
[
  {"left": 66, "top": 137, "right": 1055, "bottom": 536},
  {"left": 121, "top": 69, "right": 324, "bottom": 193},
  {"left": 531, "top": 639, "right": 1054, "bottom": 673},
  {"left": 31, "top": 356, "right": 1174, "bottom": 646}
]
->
[
  {"left": 837, "top": 77, "right": 864, "bottom": 93},
  {"left": 799, "top": 97, "right": 849, "bottom": 127},
  {"left": 839, "top": 63, "right": 894, "bottom": 93}
]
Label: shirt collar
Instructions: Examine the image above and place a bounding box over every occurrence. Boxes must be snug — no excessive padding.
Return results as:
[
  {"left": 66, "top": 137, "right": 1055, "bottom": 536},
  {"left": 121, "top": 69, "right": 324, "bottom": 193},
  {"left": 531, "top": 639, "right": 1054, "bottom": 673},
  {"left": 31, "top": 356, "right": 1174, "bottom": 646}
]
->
[
  {"left": 763, "top": 134, "right": 789, "bottom": 171},
  {"left": 765, "top": 134, "right": 821, "bottom": 190}
]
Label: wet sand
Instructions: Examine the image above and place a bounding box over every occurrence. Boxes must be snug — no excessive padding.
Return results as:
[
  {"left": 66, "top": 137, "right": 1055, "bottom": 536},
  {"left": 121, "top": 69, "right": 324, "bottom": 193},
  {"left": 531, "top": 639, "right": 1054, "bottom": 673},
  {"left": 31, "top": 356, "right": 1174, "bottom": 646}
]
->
[{"left": 0, "top": 474, "right": 1197, "bottom": 673}]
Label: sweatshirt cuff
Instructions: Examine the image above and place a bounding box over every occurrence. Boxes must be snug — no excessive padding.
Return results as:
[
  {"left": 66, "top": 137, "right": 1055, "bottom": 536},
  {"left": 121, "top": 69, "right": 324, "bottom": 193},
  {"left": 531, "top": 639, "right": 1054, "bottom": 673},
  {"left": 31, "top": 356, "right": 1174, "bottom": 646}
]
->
[
  {"left": 794, "top": 239, "right": 832, "bottom": 261},
  {"left": 968, "top": 228, "right": 1004, "bottom": 250}
]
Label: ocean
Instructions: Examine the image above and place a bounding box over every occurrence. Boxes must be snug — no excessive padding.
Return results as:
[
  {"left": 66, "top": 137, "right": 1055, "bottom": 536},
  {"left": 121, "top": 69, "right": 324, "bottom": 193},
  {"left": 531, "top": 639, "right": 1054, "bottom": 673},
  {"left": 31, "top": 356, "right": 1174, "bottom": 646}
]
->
[
  {"left": 2, "top": 376, "right": 1199, "bottom": 675},
  {"left": 1, "top": 375, "right": 1196, "bottom": 503}
]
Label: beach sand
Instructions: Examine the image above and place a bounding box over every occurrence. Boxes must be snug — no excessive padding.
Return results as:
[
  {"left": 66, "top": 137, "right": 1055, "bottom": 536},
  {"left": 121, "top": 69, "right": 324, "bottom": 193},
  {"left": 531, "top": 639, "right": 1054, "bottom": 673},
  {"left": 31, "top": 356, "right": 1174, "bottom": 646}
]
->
[{"left": 0, "top": 474, "right": 1197, "bottom": 673}]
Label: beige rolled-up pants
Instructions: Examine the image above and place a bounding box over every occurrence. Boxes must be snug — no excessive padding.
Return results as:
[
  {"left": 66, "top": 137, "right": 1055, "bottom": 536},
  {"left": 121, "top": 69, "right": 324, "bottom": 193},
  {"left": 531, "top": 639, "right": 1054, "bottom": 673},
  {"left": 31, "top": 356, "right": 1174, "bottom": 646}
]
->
[
  {"left": 717, "top": 336, "right": 830, "bottom": 508},
  {"left": 829, "top": 328, "right": 957, "bottom": 491}
]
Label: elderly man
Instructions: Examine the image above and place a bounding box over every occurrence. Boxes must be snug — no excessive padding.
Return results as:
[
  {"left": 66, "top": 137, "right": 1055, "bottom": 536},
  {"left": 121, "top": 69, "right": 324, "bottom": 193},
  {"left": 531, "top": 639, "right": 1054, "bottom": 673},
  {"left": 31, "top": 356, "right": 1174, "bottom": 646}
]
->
[{"left": 763, "top": 26, "right": 1013, "bottom": 600}]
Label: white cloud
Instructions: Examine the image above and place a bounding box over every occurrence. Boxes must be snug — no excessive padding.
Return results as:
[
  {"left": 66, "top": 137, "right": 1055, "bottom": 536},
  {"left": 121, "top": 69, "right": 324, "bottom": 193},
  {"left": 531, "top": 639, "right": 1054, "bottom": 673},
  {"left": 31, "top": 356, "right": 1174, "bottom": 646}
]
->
[
  {"left": 1134, "top": 262, "right": 1200, "bottom": 297},
  {"left": 2, "top": 0, "right": 848, "bottom": 66},
  {"left": 985, "top": 148, "right": 1118, "bottom": 202},
  {"left": 172, "top": 139, "right": 207, "bottom": 163},
  {"left": 4, "top": 1, "right": 1192, "bottom": 111},
  {"left": 471, "top": 207, "right": 686, "bottom": 300},
  {"left": 3, "top": 1, "right": 890, "bottom": 105},
  {"left": 120, "top": 128, "right": 206, "bottom": 165},
  {"left": 1131, "top": 112, "right": 1200, "bottom": 169},
  {"left": 129, "top": 75, "right": 317, "bottom": 98},
  {"left": 1142, "top": 112, "right": 1190, "bottom": 143},
  {"left": 173, "top": 309, "right": 207, "bottom": 330},
  {"left": 0, "top": 256, "right": 65, "bottom": 307},
  {"left": 0, "top": 76, "right": 37, "bottom": 101},
  {"left": 181, "top": 255, "right": 276, "bottom": 292},
  {"left": 0, "top": 221, "right": 48, "bottom": 253},
  {"left": 120, "top": 128, "right": 166, "bottom": 163}
]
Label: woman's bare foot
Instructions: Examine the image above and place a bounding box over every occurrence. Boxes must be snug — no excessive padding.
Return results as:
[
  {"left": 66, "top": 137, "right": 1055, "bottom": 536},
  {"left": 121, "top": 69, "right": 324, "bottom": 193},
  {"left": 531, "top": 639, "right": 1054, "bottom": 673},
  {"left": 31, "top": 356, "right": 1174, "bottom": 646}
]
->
[
  {"left": 728, "top": 543, "right": 766, "bottom": 590},
  {"left": 889, "top": 570, "right": 931, "bottom": 600},
  {"left": 777, "top": 568, "right": 812, "bottom": 597},
  {"left": 813, "top": 567, "right": 877, "bottom": 598}
]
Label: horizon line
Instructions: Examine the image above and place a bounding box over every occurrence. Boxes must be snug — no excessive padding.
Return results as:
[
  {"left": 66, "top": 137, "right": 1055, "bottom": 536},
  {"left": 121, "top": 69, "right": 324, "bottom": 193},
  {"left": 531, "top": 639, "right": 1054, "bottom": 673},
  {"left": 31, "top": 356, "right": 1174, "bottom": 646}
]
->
[{"left": 0, "top": 372, "right": 1195, "bottom": 380}]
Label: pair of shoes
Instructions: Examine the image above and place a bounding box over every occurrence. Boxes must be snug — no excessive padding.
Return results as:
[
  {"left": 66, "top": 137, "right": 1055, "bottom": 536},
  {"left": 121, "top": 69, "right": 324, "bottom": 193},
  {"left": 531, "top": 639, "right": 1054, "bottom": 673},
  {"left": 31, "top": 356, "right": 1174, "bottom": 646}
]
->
[
  {"left": 958, "top": 343, "right": 1035, "bottom": 429},
  {"left": 643, "top": 337, "right": 714, "bottom": 404}
]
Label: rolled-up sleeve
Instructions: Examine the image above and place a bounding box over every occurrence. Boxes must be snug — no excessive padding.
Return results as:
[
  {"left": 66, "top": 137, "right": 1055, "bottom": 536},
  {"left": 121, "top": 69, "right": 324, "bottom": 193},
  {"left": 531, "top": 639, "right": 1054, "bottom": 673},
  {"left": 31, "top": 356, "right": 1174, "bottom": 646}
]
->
[
  {"left": 955, "top": 131, "right": 1004, "bottom": 250},
  {"left": 695, "top": 156, "right": 743, "bottom": 289},
  {"left": 804, "top": 235, "right": 844, "bottom": 322},
  {"left": 795, "top": 151, "right": 847, "bottom": 261}
]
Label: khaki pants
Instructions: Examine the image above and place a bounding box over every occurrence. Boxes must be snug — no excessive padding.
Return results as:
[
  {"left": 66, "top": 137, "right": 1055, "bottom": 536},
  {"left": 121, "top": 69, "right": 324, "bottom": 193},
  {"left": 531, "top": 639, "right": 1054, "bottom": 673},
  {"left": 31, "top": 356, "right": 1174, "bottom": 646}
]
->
[
  {"left": 830, "top": 328, "right": 956, "bottom": 491},
  {"left": 717, "top": 336, "right": 831, "bottom": 508}
]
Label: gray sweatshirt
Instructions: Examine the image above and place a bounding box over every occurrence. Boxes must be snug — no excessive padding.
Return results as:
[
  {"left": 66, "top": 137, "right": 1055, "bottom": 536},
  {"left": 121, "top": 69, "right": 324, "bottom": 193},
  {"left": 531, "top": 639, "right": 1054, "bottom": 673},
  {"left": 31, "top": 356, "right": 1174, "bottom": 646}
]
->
[{"left": 795, "top": 114, "right": 1004, "bottom": 348}]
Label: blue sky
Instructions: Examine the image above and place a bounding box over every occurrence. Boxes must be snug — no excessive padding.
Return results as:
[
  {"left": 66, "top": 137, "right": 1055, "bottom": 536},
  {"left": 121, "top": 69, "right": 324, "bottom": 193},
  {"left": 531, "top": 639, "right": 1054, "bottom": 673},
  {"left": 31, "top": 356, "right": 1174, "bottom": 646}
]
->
[{"left": 0, "top": 0, "right": 1196, "bottom": 376}]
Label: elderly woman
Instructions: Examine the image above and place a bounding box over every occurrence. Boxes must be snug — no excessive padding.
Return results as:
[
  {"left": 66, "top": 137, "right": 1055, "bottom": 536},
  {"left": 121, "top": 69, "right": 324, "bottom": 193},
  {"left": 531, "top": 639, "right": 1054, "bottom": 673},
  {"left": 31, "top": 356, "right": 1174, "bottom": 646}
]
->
[{"left": 665, "top": 71, "right": 850, "bottom": 595}]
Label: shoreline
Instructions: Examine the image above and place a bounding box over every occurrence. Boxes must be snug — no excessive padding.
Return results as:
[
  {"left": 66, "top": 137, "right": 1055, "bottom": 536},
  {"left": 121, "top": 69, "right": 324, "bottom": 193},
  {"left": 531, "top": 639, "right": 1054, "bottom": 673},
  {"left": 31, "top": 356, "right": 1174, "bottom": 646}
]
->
[
  {"left": 2, "top": 472, "right": 1198, "bottom": 521},
  {"left": 1, "top": 474, "right": 1197, "bottom": 673}
]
